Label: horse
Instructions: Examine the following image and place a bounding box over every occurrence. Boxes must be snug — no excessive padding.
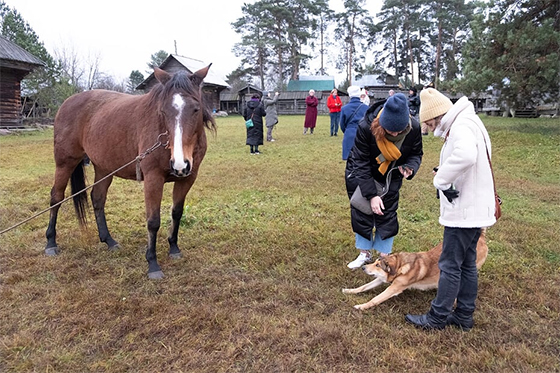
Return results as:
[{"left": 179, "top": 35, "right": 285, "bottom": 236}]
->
[{"left": 45, "top": 65, "right": 216, "bottom": 279}]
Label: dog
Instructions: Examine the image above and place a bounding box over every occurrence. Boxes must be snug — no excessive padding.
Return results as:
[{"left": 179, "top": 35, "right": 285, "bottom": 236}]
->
[{"left": 342, "top": 229, "right": 488, "bottom": 310}]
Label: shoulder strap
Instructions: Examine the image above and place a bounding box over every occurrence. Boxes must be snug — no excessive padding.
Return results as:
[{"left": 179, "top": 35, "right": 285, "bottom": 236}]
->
[{"left": 348, "top": 103, "right": 367, "bottom": 123}]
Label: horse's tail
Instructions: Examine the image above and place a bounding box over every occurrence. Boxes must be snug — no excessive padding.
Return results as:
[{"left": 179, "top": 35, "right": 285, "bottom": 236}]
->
[{"left": 70, "top": 160, "right": 89, "bottom": 226}]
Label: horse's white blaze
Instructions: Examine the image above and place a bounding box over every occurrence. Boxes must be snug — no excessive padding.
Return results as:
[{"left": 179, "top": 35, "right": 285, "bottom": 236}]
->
[{"left": 172, "top": 94, "right": 187, "bottom": 171}]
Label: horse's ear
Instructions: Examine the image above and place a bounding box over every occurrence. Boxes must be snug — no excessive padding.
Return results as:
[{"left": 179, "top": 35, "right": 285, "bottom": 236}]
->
[
  {"left": 191, "top": 63, "right": 211, "bottom": 86},
  {"left": 153, "top": 67, "right": 172, "bottom": 85}
]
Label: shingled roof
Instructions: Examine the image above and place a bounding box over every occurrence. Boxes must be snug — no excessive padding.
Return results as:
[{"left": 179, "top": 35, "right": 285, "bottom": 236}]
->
[
  {"left": 136, "top": 54, "right": 229, "bottom": 90},
  {"left": 0, "top": 35, "right": 45, "bottom": 71}
]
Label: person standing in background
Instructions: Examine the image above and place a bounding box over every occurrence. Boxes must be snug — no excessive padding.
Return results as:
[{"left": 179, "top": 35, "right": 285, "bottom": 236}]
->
[
  {"left": 263, "top": 91, "right": 280, "bottom": 142},
  {"left": 327, "top": 89, "right": 343, "bottom": 136},
  {"left": 340, "top": 86, "right": 368, "bottom": 160},
  {"left": 244, "top": 94, "right": 266, "bottom": 155},
  {"left": 304, "top": 90, "right": 318, "bottom": 134},
  {"left": 360, "top": 88, "right": 370, "bottom": 106}
]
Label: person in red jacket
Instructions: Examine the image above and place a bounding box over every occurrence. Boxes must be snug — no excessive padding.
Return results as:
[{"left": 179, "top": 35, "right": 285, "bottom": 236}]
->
[{"left": 327, "top": 89, "right": 343, "bottom": 136}]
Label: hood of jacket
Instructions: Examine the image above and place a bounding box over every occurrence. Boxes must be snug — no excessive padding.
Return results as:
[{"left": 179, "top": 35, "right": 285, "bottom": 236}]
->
[
  {"left": 247, "top": 100, "right": 260, "bottom": 110},
  {"left": 435, "top": 96, "right": 474, "bottom": 138}
]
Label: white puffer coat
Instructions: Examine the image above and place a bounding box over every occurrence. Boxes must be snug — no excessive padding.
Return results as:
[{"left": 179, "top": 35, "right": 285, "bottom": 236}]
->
[{"left": 433, "top": 96, "right": 496, "bottom": 228}]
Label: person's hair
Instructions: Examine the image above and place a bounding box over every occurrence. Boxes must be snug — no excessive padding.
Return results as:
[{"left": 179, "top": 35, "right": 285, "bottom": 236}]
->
[
  {"left": 331, "top": 89, "right": 337, "bottom": 94},
  {"left": 370, "top": 116, "right": 386, "bottom": 143},
  {"left": 251, "top": 94, "right": 260, "bottom": 99}
]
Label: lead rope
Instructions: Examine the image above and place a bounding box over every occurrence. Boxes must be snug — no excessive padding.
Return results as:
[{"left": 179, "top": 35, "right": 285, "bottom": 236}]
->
[{"left": 0, "top": 131, "right": 169, "bottom": 236}]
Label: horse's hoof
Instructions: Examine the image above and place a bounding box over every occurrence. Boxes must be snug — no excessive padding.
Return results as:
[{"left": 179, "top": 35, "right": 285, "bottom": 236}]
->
[
  {"left": 108, "top": 243, "right": 120, "bottom": 251},
  {"left": 45, "top": 247, "right": 60, "bottom": 256},
  {"left": 148, "top": 270, "right": 164, "bottom": 280},
  {"left": 169, "top": 252, "right": 182, "bottom": 259}
]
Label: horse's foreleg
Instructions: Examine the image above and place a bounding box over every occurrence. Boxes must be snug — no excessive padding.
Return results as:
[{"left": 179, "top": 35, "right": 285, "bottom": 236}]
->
[
  {"left": 45, "top": 165, "right": 78, "bottom": 255},
  {"left": 143, "top": 175, "right": 165, "bottom": 279},
  {"left": 168, "top": 180, "right": 195, "bottom": 258},
  {"left": 91, "top": 171, "right": 119, "bottom": 250}
]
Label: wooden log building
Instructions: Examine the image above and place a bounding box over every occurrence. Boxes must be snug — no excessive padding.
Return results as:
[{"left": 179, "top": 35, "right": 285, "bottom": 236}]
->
[{"left": 0, "top": 35, "right": 45, "bottom": 128}]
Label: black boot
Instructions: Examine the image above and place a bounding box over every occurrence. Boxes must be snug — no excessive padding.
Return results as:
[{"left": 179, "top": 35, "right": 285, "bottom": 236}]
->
[
  {"left": 446, "top": 312, "right": 474, "bottom": 331},
  {"left": 405, "top": 314, "right": 446, "bottom": 330}
]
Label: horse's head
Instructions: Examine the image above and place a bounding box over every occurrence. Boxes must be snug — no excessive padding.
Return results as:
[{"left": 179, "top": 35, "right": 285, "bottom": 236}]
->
[{"left": 152, "top": 65, "right": 216, "bottom": 177}]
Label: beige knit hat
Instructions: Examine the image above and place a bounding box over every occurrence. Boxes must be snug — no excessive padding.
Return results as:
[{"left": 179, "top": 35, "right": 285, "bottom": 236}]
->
[{"left": 419, "top": 88, "right": 453, "bottom": 123}]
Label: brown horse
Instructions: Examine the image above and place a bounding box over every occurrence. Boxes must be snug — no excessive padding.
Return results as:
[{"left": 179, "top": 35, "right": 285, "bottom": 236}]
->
[{"left": 45, "top": 66, "right": 216, "bottom": 279}]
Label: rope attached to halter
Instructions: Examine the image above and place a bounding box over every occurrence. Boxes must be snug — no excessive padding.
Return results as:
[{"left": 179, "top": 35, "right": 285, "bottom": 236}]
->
[{"left": 0, "top": 131, "right": 170, "bottom": 236}]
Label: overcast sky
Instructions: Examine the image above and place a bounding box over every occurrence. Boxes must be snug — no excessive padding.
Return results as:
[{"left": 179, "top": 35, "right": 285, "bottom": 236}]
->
[{"left": 5, "top": 0, "right": 382, "bottom": 84}]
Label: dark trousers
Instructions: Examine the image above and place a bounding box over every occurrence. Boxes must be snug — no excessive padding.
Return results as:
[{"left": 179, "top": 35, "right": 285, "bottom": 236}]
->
[
  {"left": 330, "top": 112, "right": 340, "bottom": 135},
  {"left": 428, "top": 227, "right": 481, "bottom": 323}
]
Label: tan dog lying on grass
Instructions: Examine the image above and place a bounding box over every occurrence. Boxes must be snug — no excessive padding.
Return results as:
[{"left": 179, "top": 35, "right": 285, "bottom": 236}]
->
[{"left": 343, "top": 229, "right": 488, "bottom": 310}]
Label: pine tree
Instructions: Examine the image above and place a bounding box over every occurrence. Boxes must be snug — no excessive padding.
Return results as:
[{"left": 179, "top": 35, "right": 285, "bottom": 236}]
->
[{"left": 459, "top": 0, "right": 560, "bottom": 109}]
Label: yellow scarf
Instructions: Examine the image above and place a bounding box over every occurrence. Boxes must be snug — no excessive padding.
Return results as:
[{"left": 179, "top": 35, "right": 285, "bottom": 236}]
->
[
  {"left": 376, "top": 138, "right": 401, "bottom": 175},
  {"left": 374, "top": 108, "right": 403, "bottom": 175}
]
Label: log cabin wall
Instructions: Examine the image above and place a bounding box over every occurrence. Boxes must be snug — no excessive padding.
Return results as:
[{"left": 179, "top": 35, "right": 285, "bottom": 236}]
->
[{"left": 0, "top": 67, "right": 25, "bottom": 127}]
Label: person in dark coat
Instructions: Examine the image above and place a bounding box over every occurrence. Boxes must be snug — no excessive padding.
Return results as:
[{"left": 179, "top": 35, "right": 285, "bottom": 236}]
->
[
  {"left": 340, "top": 85, "right": 369, "bottom": 160},
  {"left": 244, "top": 94, "right": 266, "bottom": 154},
  {"left": 303, "top": 89, "right": 318, "bottom": 134},
  {"left": 345, "top": 93, "right": 423, "bottom": 269},
  {"left": 408, "top": 87, "right": 423, "bottom": 134}
]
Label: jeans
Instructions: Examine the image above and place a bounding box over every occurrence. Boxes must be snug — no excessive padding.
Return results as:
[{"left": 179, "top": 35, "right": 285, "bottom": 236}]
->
[
  {"left": 428, "top": 227, "right": 481, "bottom": 323},
  {"left": 355, "top": 231, "right": 394, "bottom": 254},
  {"left": 330, "top": 112, "right": 340, "bottom": 135}
]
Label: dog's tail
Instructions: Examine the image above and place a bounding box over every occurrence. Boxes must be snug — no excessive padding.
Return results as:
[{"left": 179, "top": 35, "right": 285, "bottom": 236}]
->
[{"left": 476, "top": 228, "right": 488, "bottom": 269}]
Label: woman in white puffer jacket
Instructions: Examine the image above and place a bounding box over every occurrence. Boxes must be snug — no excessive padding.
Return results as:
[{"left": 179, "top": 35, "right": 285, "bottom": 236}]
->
[{"left": 405, "top": 88, "right": 496, "bottom": 332}]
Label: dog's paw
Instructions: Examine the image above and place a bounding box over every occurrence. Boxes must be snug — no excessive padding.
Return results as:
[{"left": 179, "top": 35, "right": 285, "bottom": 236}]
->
[
  {"left": 353, "top": 303, "right": 370, "bottom": 311},
  {"left": 342, "top": 288, "right": 352, "bottom": 294}
]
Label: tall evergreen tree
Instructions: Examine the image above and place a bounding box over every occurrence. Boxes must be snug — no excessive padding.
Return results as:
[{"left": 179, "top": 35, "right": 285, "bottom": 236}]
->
[
  {"left": 231, "top": 1, "right": 270, "bottom": 89},
  {"left": 373, "top": 0, "right": 423, "bottom": 85},
  {"left": 425, "top": 0, "right": 475, "bottom": 88},
  {"left": 146, "top": 50, "right": 168, "bottom": 74},
  {"left": 459, "top": 0, "right": 560, "bottom": 109},
  {"left": 333, "top": 0, "right": 372, "bottom": 85}
]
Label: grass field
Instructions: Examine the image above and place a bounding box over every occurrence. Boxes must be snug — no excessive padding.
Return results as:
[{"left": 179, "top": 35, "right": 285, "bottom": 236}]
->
[{"left": 0, "top": 114, "right": 559, "bottom": 372}]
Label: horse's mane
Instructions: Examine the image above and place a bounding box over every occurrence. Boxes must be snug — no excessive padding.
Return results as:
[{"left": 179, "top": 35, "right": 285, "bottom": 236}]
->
[{"left": 147, "top": 71, "right": 217, "bottom": 133}]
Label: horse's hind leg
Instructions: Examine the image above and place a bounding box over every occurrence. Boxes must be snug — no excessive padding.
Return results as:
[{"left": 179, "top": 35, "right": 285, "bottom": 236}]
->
[
  {"left": 168, "top": 180, "right": 195, "bottom": 258},
  {"left": 91, "top": 169, "right": 119, "bottom": 250},
  {"left": 45, "top": 163, "right": 80, "bottom": 255}
]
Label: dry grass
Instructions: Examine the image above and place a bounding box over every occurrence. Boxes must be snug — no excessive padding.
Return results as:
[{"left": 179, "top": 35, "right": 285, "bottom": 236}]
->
[{"left": 0, "top": 115, "right": 559, "bottom": 372}]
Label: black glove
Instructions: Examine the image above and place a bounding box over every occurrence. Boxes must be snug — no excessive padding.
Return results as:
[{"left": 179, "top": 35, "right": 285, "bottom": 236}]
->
[{"left": 442, "top": 186, "right": 459, "bottom": 202}]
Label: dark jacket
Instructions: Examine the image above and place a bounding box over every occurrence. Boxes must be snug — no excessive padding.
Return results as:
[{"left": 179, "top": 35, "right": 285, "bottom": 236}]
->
[
  {"left": 408, "top": 93, "right": 420, "bottom": 116},
  {"left": 345, "top": 104, "right": 423, "bottom": 240},
  {"left": 244, "top": 100, "right": 266, "bottom": 146}
]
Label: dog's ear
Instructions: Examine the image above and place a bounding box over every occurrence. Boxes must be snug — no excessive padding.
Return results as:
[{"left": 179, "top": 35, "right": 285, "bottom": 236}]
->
[{"left": 380, "top": 257, "right": 396, "bottom": 276}]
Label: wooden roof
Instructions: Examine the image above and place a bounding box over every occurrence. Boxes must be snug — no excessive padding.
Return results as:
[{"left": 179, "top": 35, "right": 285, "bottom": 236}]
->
[
  {"left": 136, "top": 54, "right": 230, "bottom": 90},
  {"left": 0, "top": 35, "right": 45, "bottom": 71}
]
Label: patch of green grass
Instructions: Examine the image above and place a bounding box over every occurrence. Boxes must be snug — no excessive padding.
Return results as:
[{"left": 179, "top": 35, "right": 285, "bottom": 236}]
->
[{"left": 0, "top": 114, "right": 559, "bottom": 372}]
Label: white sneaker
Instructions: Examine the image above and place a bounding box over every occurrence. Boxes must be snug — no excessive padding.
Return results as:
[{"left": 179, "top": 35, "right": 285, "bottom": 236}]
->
[{"left": 347, "top": 251, "right": 372, "bottom": 269}]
